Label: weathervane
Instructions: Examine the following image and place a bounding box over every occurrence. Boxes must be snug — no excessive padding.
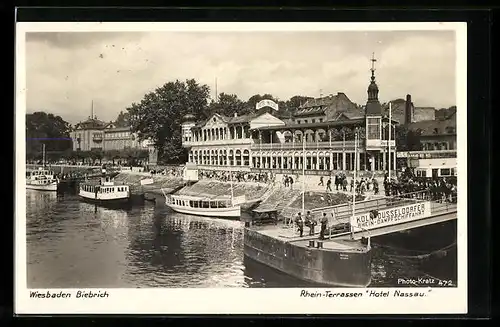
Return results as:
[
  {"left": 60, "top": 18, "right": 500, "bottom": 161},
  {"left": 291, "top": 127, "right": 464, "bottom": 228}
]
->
[{"left": 370, "top": 52, "right": 377, "bottom": 80}]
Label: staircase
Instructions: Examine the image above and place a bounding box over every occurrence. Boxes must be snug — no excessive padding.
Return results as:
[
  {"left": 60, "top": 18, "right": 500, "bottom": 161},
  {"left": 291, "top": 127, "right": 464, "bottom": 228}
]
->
[{"left": 254, "top": 187, "right": 302, "bottom": 213}]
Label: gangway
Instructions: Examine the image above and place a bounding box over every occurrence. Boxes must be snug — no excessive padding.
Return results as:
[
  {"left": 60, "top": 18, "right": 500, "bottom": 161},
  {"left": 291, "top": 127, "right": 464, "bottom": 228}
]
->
[{"left": 312, "top": 190, "right": 457, "bottom": 240}]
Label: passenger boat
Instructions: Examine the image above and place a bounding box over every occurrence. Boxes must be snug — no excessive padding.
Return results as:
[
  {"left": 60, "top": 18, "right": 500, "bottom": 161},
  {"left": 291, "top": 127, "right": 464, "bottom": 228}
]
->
[
  {"left": 163, "top": 165, "right": 243, "bottom": 219},
  {"left": 26, "top": 169, "right": 59, "bottom": 191},
  {"left": 164, "top": 193, "right": 243, "bottom": 218},
  {"left": 26, "top": 145, "right": 59, "bottom": 191},
  {"left": 79, "top": 176, "right": 131, "bottom": 205}
]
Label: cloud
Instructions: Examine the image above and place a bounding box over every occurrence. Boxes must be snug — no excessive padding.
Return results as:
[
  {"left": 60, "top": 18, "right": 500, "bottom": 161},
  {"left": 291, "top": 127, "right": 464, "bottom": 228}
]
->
[{"left": 25, "top": 30, "right": 456, "bottom": 125}]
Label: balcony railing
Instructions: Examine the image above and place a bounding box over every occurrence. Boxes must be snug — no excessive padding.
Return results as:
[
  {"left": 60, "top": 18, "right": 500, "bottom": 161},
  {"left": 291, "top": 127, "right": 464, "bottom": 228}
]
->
[
  {"left": 184, "top": 138, "right": 253, "bottom": 146},
  {"left": 250, "top": 141, "right": 359, "bottom": 151}
]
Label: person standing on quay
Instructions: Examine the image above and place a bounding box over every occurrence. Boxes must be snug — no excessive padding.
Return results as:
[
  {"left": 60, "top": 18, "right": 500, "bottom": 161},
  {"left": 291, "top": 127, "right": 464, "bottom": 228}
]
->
[
  {"left": 306, "top": 211, "right": 317, "bottom": 236},
  {"left": 319, "top": 213, "right": 328, "bottom": 240},
  {"left": 295, "top": 212, "right": 304, "bottom": 237}
]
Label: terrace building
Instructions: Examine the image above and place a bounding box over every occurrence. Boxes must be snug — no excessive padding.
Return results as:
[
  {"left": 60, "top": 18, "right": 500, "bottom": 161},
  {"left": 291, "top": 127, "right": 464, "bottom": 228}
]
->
[{"left": 181, "top": 56, "right": 400, "bottom": 175}]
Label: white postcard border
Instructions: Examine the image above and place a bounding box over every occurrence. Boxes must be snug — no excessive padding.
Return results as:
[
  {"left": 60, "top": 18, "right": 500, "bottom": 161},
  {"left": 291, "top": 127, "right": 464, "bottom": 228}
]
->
[{"left": 15, "top": 21, "right": 468, "bottom": 315}]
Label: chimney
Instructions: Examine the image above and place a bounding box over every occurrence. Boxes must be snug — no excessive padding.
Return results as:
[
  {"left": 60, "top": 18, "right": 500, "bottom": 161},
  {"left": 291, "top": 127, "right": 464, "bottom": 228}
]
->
[{"left": 405, "top": 94, "right": 412, "bottom": 124}]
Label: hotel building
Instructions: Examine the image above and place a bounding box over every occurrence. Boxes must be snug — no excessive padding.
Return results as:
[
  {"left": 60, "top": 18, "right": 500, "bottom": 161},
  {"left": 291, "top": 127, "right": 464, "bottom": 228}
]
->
[
  {"left": 70, "top": 116, "right": 144, "bottom": 152},
  {"left": 181, "top": 61, "right": 400, "bottom": 175}
]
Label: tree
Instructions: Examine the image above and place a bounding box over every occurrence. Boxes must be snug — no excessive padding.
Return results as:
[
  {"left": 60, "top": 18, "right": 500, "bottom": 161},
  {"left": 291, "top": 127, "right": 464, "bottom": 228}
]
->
[
  {"left": 114, "top": 111, "right": 130, "bottom": 127},
  {"left": 26, "top": 112, "right": 73, "bottom": 160},
  {"left": 209, "top": 92, "right": 248, "bottom": 116},
  {"left": 126, "top": 79, "right": 211, "bottom": 164}
]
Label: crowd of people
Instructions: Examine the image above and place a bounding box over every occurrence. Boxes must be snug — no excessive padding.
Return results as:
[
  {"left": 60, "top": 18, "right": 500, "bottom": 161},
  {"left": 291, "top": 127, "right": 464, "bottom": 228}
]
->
[
  {"left": 149, "top": 166, "right": 183, "bottom": 177},
  {"left": 383, "top": 175, "right": 457, "bottom": 203},
  {"left": 198, "top": 170, "right": 275, "bottom": 183}
]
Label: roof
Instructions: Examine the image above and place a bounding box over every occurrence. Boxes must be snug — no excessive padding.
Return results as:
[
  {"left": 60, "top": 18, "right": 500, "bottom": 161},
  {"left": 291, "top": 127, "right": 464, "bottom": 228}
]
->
[
  {"left": 293, "top": 93, "right": 358, "bottom": 118},
  {"left": 407, "top": 114, "right": 456, "bottom": 136},
  {"left": 253, "top": 118, "right": 364, "bottom": 131},
  {"left": 105, "top": 126, "right": 131, "bottom": 132},
  {"left": 193, "top": 110, "right": 271, "bottom": 128},
  {"left": 74, "top": 117, "right": 106, "bottom": 130}
]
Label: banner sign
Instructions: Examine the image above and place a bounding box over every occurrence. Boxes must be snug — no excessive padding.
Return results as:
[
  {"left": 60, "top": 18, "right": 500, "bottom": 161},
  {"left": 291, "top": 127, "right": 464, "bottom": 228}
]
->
[
  {"left": 350, "top": 201, "right": 432, "bottom": 231},
  {"left": 256, "top": 99, "right": 278, "bottom": 111}
]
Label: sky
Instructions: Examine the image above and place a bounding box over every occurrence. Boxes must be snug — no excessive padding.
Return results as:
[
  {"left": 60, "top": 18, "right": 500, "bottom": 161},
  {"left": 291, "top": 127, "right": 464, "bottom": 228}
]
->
[{"left": 25, "top": 30, "right": 456, "bottom": 125}]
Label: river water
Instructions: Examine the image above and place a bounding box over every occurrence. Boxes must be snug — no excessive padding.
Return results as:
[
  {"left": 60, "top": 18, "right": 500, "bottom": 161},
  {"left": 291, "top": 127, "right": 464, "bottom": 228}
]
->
[{"left": 25, "top": 190, "right": 457, "bottom": 288}]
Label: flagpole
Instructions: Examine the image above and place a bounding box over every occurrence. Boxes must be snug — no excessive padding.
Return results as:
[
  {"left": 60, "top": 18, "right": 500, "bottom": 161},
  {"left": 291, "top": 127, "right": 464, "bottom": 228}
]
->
[
  {"left": 302, "top": 134, "right": 305, "bottom": 215},
  {"left": 388, "top": 102, "right": 392, "bottom": 180},
  {"left": 351, "top": 129, "right": 358, "bottom": 239}
]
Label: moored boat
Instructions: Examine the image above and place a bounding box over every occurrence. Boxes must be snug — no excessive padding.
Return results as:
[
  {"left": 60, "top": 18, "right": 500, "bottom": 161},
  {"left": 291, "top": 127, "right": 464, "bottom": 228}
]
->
[
  {"left": 164, "top": 193, "right": 242, "bottom": 219},
  {"left": 26, "top": 144, "right": 59, "bottom": 192},
  {"left": 26, "top": 169, "right": 59, "bottom": 191},
  {"left": 164, "top": 159, "right": 243, "bottom": 219},
  {"left": 79, "top": 176, "right": 131, "bottom": 205}
]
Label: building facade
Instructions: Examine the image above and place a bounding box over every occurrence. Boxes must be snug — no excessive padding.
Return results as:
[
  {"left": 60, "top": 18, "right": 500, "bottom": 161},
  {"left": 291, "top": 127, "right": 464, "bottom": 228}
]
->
[
  {"left": 70, "top": 116, "right": 142, "bottom": 152},
  {"left": 406, "top": 108, "right": 457, "bottom": 151},
  {"left": 181, "top": 60, "right": 400, "bottom": 175}
]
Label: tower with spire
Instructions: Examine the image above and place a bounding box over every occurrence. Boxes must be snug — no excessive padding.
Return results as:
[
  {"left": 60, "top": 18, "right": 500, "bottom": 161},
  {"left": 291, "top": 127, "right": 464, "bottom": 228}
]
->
[
  {"left": 364, "top": 53, "right": 384, "bottom": 166},
  {"left": 365, "top": 52, "right": 382, "bottom": 116}
]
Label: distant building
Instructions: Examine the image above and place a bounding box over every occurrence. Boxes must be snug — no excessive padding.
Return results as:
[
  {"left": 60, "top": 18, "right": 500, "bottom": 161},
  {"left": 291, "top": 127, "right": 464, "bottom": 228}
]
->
[
  {"left": 291, "top": 92, "right": 363, "bottom": 124},
  {"left": 70, "top": 116, "right": 142, "bottom": 152},
  {"left": 406, "top": 109, "right": 457, "bottom": 151},
  {"left": 381, "top": 94, "right": 436, "bottom": 125}
]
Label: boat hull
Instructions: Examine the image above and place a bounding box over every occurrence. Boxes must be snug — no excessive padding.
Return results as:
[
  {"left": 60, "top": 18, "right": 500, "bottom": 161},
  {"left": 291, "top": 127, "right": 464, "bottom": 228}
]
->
[
  {"left": 26, "top": 182, "right": 58, "bottom": 192},
  {"left": 79, "top": 195, "right": 132, "bottom": 208},
  {"left": 166, "top": 203, "right": 241, "bottom": 219},
  {"left": 244, "top": 227, "right": 372, "bottom": 287}
]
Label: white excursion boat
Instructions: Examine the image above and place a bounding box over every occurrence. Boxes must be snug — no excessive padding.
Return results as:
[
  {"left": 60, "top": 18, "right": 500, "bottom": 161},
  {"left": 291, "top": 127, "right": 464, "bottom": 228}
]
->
[
  {"left": 164, "top": 193, "right": 244, "bottom": 219},
  {"left": 26, "top": 168, "right": 59, "bottom": 191},
  {"left": 79, "top": 177, "right": 131, "bottom": 205},
  {"left": 163, "top": 165, "right": 244, "bottom": 219},
  {"left": 26, "top": 144, "right": 59, "bottom": 192}
]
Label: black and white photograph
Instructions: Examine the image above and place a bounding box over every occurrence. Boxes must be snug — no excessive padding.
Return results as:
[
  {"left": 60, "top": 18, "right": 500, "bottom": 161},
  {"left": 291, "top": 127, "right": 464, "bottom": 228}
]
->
[{"left": 15, "top": 22, "right": 467, "bottom": 314}]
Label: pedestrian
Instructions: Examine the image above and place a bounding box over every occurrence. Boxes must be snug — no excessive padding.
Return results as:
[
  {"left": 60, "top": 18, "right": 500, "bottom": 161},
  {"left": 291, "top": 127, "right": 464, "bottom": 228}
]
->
[
  {"left": 295, "top": 212, "right": 304, "bottom": 237},
  {"left": 319, "top": 213, "right": 328, "bottom": 240},
  {"left": 326, "top": 178, "right": 332, "bottom": 192},
  {"left": 350, "top": 179, "right": 354, "bottom": 192},
  {"left": 306, "top": 211, "right": 316, "bottom": 236},
  {"left": 289, "top": 176, "right": 294, "bottom": 190},
  {"left": 335, "top": 174, "right": 339, "bottom": 190},
  {"left": 318, "top": 176, "right": 324, "bottom": 186},
  {"left": 373, "top": 178, "right": 379, "bottom": 195}
]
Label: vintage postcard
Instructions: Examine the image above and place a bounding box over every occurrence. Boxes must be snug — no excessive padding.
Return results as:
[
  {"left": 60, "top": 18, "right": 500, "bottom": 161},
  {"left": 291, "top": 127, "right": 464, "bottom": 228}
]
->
[{"left": 15, "top": 22, "right": 467, "bottom": 314}]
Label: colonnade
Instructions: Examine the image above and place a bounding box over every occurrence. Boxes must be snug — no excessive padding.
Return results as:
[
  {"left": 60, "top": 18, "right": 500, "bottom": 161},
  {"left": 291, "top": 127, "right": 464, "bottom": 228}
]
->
[
  {"left": 191, "top": 125, "right": 251, "bottom": 142},
  {"left": 188, "top": 148, "right": 397, "bottom": 172}
]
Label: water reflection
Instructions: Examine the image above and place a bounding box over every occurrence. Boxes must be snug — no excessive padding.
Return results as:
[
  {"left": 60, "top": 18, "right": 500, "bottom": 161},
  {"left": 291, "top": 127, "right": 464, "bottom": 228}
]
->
[{"left": 125, "top": 210, "right": 245, "bottom": 287}]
